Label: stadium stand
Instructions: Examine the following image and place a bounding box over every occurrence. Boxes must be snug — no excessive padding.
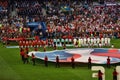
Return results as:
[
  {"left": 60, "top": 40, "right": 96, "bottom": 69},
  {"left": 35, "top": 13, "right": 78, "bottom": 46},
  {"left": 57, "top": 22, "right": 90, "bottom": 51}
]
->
[{"left": 0, "top": 0, "right": 120, "bottom": 48}]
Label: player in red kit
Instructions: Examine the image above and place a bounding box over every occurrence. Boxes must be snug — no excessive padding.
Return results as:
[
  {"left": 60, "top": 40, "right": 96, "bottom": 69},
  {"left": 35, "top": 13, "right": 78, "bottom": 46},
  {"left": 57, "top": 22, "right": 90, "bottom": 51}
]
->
[
  {"left": 107, "top": 56, "right": 110, "bottom": 68},
  {"left": 32, "top": 53, "right": 36, "bottom": 66},
  {"left": 113, "top": 69, "right": 118, "bottom": 80},
  {"left": 19, "top": 41, "right": 22, "bottom": 48},
  {"left": 23, "top": 53, "right": 29, "bottom": 64},
  {"left": 22, "top": 41, "right": 25, "bottom": 48},
  {"left": 20, "top": 49, "right": 25, "bottom": 63},
  {"left": 28, "top": 40, "right": 31, "bottom": 48},
  {"left": 32, "top": 40, "right": 35, "bottom": 48},
  {"left": 56, "top": 56, "right": 60, "bottom": 68},
  {"left": 38, "top": 40, "right": 41, "bottom": 47},
  {"left": 98, "top": 70, "right": 103, "bottom": 80},
  {"left": 71, "top": 57, "right": 75, "bottom": 69},
  {"left": 44, "top": 55, "right": 48, "bottom": 67},
  {"left": 88, "top": 57, "right": 92, "bottom": 69}
]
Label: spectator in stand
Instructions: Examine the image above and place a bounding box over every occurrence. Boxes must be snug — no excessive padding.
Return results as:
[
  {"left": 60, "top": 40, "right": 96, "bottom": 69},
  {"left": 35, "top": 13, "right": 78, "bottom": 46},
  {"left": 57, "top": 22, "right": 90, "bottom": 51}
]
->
[{"left": 0, "top": 0, "right": 120, "bottom": 50}]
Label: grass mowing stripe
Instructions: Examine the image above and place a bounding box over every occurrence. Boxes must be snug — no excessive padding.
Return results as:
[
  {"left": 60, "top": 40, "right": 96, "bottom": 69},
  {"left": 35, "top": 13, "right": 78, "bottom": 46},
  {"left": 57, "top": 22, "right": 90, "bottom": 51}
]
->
[{"left": 0, "top": 56, "right": 21, "bottom": 80}]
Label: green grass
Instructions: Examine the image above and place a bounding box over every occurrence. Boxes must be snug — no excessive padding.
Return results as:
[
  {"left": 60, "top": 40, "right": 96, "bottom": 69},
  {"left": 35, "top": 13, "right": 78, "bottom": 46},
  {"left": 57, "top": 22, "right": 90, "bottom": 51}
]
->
[{"left": 0, "top": 39, "right": 120, "bottom": 80}]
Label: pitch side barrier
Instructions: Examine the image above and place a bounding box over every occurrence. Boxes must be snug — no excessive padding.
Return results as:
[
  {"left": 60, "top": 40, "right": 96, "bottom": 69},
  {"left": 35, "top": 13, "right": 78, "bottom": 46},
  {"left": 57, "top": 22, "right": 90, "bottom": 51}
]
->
[{"left": 91, "top": 66, "right": 120, "bottom": 80}]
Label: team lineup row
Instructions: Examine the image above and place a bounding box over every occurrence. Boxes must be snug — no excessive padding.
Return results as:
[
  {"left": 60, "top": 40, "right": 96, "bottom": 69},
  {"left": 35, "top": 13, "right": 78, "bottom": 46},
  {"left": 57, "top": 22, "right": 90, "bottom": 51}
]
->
[
  {"left": 73, "top": 37, "right": 111, "bottom": 47},
  {"left": 18, "top": 37, "right": 111, "bottom": 48}
]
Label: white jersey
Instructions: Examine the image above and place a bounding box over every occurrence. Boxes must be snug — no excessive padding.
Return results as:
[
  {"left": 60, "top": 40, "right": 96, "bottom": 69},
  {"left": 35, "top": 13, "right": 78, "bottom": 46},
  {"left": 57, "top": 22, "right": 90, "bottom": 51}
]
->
[
  {"left": 101, "top": 38, "right": 104, "bottom": 44},
  {"left": 83, "top": 38, "right": 87, "bottom": 44},
  {"left": 80, "top": 38, "right": 83, "bottom": 45},
  {"left": 73, "top": 38, "right": 77, "bottom": 45},
  {"left": 78, "top": 38, "right": 81, "bottom": 44},
  {"left": 111, "top": 44, "right": 114, "bottom": 48},
  {"left": 104, "top": 38, "right": 108, "bottom": 44},
  {"left": 99, "top": 43, "right": 102, "bottom": 47},
  {"left": 87, "top": 38, "right": 90, "bottom": 44},
  {"left": 93, "top": 38, "right": 97, "bottom": 44},
  {"left": 78, "top": 38, "right": 81, "bottom": 47},
  {"left": 107, "top": 38, "right": 111, "bottom": 44},
  {"left": 91, "top": 38, "right": 94, "bottom": 44},
  {"left": 97, "top": 38, "right": 100, "bottom": 44}
]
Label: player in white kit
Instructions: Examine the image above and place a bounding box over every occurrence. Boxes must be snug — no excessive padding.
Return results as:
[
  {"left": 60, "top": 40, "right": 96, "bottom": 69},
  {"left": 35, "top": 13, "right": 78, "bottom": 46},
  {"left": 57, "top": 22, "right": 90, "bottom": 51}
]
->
[
  {"left": 97, "top": 37, "right": 100, "bottom": 47},
  {"left": 80, "top": 38, "right": 83, "bottom": 47}
]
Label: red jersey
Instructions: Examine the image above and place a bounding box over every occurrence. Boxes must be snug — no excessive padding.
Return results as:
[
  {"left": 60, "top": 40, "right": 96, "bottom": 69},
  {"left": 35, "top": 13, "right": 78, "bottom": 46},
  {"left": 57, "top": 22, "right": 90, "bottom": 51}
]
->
[
  {"left": 25, "top": 41, "right": 29, "bottom": 47},
  {"left": 27, "top": 28, "right": 30, "bottom": 32},
  {"left": 22, "top": 41, "right": 25, "bottom": 47},
  {"left": 28, "top": 41, "right": 32, "bottom": 46},
  {"left": 107, "top": 58, "right": 110, "bottom": 64},
  {"left": 24, "top": 54, "right": 29, "bottom": 58},
  {"left": 113, "top": 71, "right": 118, "bottom": 76},
  {"left": 32, "top": 41, "right": 35, "bottom": 47},
  {"left": 88, "top": 57, "right": 91, "bottom": 63},
  {"left": 68, "top": 35, "right": 73, "bottom": 39},
  {"left": 35, "top": 40, "right": 38, "bottom": 46},
  {"left": 19, "top": 41, "right": 22, "bottom": 46},
  {"left": 56, "top": 56, "right": 59, "bottom": 63},
  {"left": 38, "top": 40, "right": 41, "bottom": 46},
  {"left": 44, "top": 56, "right": 48, "bottom": 61},
  {"left": 71, "top": 57, "right": 74, "bottom": 62},
  {"left": 20, "top": 51, "right": 25, "bottom": 56},
  {"left": 41, "top": 40, "right": 44, "bottom": 46},
  {"left": 42, "top": 41, "right": 46, "bottom": 46},
  {"left": 45, "top": 39, "right": 48, "bottom": 45},
  {"left": 23, "top": 28, "right": 27, "bottom": 33},
  {"left": 35, "top": 36, "right": 39, "bottom": 41},
  {"left": 98, "top": 71, "right": 103, "bottom": 78},
  {"left": 32, "top": 54, "right": 35, "bottom": 59}
]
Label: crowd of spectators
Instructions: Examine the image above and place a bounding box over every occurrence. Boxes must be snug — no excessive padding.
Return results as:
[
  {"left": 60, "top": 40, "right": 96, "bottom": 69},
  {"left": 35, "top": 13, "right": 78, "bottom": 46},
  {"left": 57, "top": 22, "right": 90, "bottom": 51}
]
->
[
  {"left": 0, "top": 0, "right": 8, "bottom": 19},
  {"left": 0, "top": 0, "right": 120, "bottom": 47}
]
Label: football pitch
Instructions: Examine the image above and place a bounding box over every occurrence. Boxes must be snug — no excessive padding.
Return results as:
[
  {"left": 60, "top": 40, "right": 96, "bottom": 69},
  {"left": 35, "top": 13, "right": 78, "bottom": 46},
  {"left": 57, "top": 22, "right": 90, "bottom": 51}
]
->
[{"left": 0, "top": 39, "right": 120, "bottom": 80}]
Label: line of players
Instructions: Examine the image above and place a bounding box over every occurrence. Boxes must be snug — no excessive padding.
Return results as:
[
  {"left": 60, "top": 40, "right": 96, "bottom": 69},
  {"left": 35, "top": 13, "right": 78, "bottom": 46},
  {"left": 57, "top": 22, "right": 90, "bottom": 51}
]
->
[
  {"left": 19, "top": 40, "right": 48, "bottom": 48},
  {"left": 73, "top": 37, "right": 111, "bottom": 47},
  {"left": 19, "top": 38, "right": 72, "bottom": 48},
  {"left": 19, "top": 37, "right": 111, "bottom": 48}
]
